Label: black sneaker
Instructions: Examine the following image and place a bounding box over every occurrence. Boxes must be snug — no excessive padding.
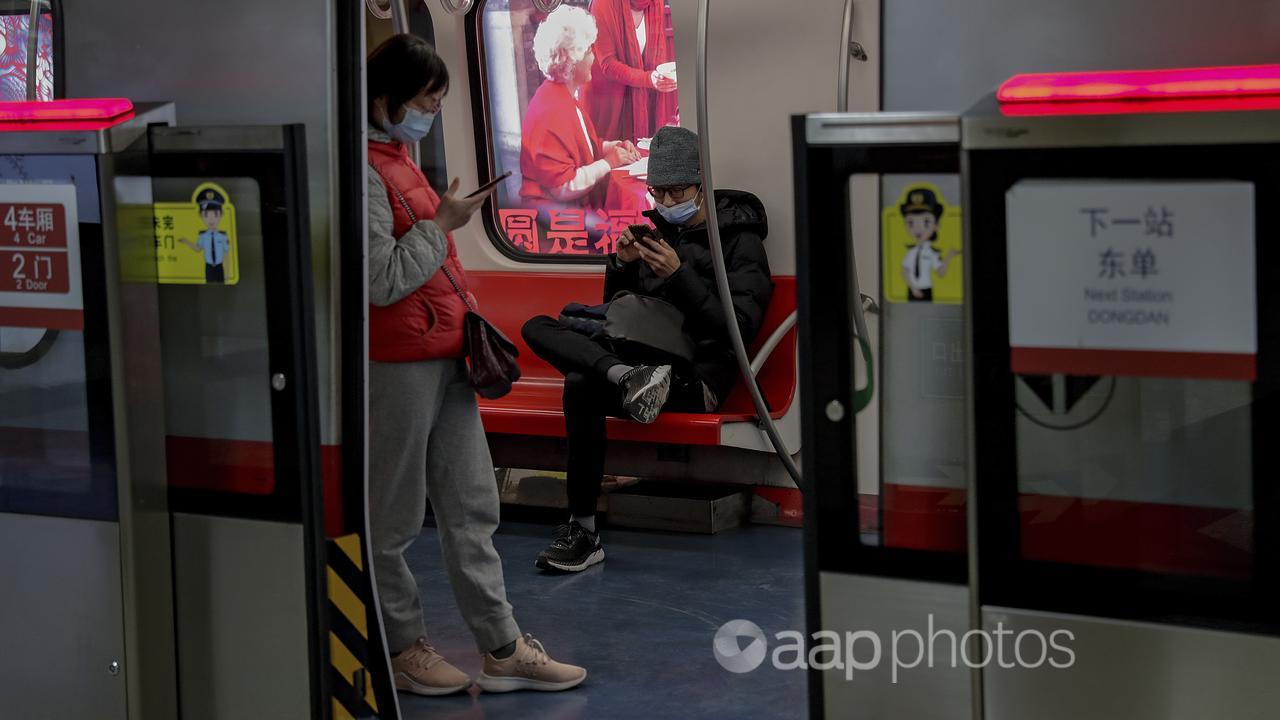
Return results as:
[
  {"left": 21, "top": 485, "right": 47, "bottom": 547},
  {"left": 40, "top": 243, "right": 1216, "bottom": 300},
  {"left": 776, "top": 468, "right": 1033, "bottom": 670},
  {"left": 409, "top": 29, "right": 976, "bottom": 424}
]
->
[
  {"left": 535, "top": 522, "right": 605, "bottom": 573},
  {"left": 619, "top": 365, "right": 672, "bottom": 424}
]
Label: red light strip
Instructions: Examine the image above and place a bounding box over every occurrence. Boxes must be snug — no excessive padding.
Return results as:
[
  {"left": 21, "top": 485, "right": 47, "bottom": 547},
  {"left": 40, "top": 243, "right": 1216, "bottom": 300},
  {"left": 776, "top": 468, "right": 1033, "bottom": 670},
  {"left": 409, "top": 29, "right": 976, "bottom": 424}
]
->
[
  {"left": 0, "top": 98, "right": 135, "bottom": 123},
  {"left": 1000, "top": 94, "right": 1280, "bottom": 118},
  {"left": 998, "top": 64, "right": 1280, "bottom": 104},
  {"left": 0, "top": 113, "right": 138, "bottom": 132}
]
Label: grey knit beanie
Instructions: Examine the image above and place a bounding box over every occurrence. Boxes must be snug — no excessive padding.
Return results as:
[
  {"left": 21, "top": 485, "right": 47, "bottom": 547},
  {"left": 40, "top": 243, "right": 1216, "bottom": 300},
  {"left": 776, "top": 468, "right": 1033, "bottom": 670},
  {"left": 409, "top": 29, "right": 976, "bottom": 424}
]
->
[{"left": 646, "top": 126, "right": 702, "bottom": 187}]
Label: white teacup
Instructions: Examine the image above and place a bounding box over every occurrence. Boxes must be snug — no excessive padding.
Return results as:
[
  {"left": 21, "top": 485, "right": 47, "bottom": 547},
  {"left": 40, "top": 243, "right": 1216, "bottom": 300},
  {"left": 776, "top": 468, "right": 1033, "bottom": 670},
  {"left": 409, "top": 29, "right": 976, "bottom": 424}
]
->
[{"left": 655, "top": 62, "right": 677, "bottom": 82}]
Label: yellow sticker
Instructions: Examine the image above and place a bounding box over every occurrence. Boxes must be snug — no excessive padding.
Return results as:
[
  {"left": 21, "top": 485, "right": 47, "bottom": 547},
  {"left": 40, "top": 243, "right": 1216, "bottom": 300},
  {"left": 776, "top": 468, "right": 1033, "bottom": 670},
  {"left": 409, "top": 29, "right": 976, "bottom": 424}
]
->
[
  {"left": 143, "top": 182, "right": 240, "bottom": 285},
  {"left": 882, "top": 183, "right": 963, "bottom": 304}
]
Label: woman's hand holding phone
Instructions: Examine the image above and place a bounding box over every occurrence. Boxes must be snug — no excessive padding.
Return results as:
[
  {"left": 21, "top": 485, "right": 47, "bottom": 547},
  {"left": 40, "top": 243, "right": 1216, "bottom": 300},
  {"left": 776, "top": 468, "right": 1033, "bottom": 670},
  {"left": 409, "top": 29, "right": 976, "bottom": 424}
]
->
[
  {"left": 434, "top": 177, "right": 495, "bottom": 233},
  {"left": 465, "top": 171, "right": 513, "bottom": 198}
]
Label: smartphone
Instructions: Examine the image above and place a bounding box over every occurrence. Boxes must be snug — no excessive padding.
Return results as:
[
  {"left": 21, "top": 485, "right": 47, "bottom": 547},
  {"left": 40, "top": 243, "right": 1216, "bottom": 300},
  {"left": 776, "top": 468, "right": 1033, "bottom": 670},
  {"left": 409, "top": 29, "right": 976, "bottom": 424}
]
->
[
  {"left": 465, "top": 171, "right": 513, "bottom": 198},
  {"left": 627, "top": 224, "right": 658, "bottom": 246}
]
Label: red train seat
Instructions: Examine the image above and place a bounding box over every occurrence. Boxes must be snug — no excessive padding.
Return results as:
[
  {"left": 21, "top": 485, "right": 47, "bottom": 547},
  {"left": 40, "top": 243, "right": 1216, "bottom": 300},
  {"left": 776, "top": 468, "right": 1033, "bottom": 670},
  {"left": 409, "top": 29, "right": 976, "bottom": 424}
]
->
[{"left": 469, "top": 272, "right": 797, "bottom": 446}]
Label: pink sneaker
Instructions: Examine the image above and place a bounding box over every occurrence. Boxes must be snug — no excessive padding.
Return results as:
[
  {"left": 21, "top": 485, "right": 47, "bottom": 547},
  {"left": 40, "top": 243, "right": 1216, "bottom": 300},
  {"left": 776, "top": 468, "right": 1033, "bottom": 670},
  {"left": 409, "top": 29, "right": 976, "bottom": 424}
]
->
[
  {"left": 476, "top": 634, "right": 587, "bottom": 693},
  {"left": 391, "top": 638, "right": 472, "bottom": 696}
]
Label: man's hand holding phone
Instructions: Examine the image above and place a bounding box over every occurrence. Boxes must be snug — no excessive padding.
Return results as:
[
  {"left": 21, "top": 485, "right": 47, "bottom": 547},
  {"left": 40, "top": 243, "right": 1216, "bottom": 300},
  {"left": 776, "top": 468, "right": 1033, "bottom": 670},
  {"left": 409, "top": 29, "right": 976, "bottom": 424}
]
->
[
  {"left": 616, "top": 223, "right": 655, "bottom": 263},
  {"left": 637, "top": 235, "right": 681, "bottom": 278},
  {"left": 623, "top": 224, "right": 681, "bottom": 278}
]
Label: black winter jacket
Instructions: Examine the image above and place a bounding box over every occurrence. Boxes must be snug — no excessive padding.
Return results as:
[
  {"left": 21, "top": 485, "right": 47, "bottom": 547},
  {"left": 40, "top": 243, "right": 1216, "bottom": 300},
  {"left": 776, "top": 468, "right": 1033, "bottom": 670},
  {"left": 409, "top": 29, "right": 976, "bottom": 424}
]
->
[{"left": 602, "top": 189, "right": 774, "bottom": 405}]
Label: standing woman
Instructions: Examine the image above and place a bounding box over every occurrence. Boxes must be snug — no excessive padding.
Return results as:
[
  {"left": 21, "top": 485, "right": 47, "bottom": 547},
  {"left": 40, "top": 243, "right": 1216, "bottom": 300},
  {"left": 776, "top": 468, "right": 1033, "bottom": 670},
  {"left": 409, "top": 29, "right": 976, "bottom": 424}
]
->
[
  {"left": 585, "top": 0, "right": 678, "bottom": 143},
  {"left": 365, "top": 34, "right": 586, "bottom": 695}
]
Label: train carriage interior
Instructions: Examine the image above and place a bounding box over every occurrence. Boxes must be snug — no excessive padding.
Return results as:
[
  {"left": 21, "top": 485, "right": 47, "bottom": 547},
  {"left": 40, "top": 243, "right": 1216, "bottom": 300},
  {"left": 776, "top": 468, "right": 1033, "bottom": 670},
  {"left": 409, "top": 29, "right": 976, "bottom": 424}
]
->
[{"left": 1, "top": 0, "right": 1279, "bottom": 718}]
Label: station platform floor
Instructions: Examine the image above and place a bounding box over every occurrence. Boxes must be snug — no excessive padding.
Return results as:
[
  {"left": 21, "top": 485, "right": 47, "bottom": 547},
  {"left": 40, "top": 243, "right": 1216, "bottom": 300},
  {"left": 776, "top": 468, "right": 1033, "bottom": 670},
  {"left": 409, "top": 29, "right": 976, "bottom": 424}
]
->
[{"left": 397, "top": 518, "right": 807, "bottom": 720}]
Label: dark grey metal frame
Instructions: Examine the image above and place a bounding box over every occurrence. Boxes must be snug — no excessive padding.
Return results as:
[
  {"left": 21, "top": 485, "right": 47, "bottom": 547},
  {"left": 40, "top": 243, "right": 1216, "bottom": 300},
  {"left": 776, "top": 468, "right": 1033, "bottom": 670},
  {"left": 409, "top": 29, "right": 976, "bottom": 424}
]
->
[
  {"left": 146, "top": 124, "right": 331, "bottom": 715},
  {"left": 794, "top": 111, "right": 969, "bottom": 720}
]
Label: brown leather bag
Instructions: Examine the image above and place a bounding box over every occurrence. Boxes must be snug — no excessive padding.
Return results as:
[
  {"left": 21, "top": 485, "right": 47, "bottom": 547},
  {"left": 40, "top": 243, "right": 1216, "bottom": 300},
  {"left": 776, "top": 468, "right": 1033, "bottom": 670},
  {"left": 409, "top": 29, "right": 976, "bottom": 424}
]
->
[{"left": 376, "top": 167, "right": 521, "bottom": 399}]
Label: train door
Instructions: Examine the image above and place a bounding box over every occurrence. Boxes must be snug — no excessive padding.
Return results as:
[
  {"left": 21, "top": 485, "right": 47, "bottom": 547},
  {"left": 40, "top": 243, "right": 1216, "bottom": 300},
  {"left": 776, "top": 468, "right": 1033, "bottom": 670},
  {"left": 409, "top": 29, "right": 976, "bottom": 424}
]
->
[
  {"left": 794, "top": 112, "right": 973, "bottom": 720},
  {"left": 0, "top": 113, "right": 339, "bottom": 720},
  {"left": 0, "top": 115, "right": 342, "bottom": 718},
  {"left": 144, "top": 124, "right": 332, "bottom": 719},
  {"left": 965, "top": 86, "right": 1280, "bottom": 720},
  {"left": 2, "top": 0, "right": 376, "bottom": 716},
  {"left": 0, "top": 3, "right": 181, "bottom": 716},
  {"left": 0, "top": 106, "right": 178, "bottom": 719}
]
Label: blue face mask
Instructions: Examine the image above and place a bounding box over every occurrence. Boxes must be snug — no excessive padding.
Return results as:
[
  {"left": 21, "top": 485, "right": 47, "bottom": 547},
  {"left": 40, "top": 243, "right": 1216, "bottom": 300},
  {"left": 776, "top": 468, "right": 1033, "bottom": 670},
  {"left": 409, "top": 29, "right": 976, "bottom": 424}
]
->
[
  {"left": 655, "top": 193, "right": 702, "bottom": 225},
  {"left": 384, "top": 107, "right": 436, "bottom": 144}
]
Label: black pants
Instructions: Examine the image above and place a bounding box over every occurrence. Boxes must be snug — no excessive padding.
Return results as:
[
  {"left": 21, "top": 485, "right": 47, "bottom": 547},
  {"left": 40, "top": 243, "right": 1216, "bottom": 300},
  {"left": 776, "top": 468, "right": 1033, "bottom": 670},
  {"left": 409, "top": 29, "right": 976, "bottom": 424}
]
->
[
  {"left": 205, "top": 263, "right": 225, "bottom": 284},
  {"left": 522, "top": 315, "right": 705, "bottom": 517}
]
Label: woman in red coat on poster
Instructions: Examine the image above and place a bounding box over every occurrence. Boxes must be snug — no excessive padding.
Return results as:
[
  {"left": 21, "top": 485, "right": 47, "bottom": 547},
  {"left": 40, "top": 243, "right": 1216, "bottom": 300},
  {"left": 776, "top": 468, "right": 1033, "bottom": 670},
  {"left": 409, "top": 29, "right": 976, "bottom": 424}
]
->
[
  {"left": 520, "top": 5, "right": 641, "bottom": 210},
  {"left": 585, "top": 0, "right": 678, "bottom": 143}
]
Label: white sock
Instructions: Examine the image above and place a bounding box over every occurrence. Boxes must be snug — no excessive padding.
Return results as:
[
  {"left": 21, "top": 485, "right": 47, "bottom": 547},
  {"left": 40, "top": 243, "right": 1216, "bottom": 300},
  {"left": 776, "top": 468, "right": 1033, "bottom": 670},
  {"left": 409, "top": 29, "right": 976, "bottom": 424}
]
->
[
  {"left": 572, "top": 514, "right": 597, "bottom": 533},
  {"left": 605, "top": 364, "right": 632, "bottom": 385}
]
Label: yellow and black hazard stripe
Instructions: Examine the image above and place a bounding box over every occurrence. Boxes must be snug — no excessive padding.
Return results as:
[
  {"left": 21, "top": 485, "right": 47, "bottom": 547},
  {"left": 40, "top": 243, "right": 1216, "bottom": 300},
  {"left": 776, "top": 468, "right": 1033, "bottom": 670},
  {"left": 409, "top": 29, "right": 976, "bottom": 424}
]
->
[{"left": 328, "top": 534, "right": 380, "bottom": 720}]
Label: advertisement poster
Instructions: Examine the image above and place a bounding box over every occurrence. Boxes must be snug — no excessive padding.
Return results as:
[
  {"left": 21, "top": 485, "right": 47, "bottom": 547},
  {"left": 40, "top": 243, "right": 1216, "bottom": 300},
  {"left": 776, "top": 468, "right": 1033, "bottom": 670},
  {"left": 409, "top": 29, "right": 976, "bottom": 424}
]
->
[
  {"left": 481, "top": 0, "right": 678, "bottom": 256},
  {"left": 0, "top": 13, "right": 54, "bottom": 102}
]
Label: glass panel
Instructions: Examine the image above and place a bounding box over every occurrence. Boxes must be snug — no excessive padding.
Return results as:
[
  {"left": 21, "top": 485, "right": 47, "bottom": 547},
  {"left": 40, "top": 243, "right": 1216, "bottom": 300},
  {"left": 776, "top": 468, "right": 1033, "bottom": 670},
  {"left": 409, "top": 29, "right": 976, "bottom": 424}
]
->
[
  {"left": 408, "top": 0, "right": 448, "bottom": 193},
  {"left": 0, "top": 327, "right": 91, "bottom": 493},
  {"left": 0, "top": 176, "right": 107, "bottom": 516},
  {"left": 479, "top": 0, "right": 679, "bottom": 257},
  {"left": 1015, "top": 376, "right": 1253, "bottom": 579},
  {"left": 0, "top": 12, "right": 54, "bottom": 101},
  {"left": 871, "top": 174, "right": 968, "bottom": 552},
  {"left": 152, "top": 177, "right": 276, "bottom": 495}
]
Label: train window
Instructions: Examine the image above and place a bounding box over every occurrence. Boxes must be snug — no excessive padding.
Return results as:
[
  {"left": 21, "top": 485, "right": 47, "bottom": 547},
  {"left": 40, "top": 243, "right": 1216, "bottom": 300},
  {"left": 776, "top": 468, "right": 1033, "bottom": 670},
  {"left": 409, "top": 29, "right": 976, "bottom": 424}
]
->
[
  {"left": 965, "top": 144, "right": 1280, "bottom": 630},
  {"left": 0, "top": 329, "right": 94, "bottom": 495},
  {"left": 155, "top": 177, "right": 280, "bottom": 499},
  {"left": 858, "top": 174, "right": 969, "bottom": 554},
  {"left": 408, "top": 1, "right": 448, "bottom": 193},
  {"left": 0, "top": 6, "right": 54, "bottom": 101},
  {"left": 476, "top": 0, "right": 680, "bottom": 258},
  {"left": 365, "top": 2, "right": 448, "bottom": 192},
  {"left": 1014, "top": 376, "right": 1253, "bottom": 579}
]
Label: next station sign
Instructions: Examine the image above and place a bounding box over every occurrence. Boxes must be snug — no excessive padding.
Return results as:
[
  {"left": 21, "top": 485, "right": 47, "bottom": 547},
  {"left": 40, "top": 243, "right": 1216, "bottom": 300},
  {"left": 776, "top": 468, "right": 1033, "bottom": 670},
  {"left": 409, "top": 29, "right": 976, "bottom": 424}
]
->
[{"left": 1006, "top": 180, "right": 1256, "bottom": 381}]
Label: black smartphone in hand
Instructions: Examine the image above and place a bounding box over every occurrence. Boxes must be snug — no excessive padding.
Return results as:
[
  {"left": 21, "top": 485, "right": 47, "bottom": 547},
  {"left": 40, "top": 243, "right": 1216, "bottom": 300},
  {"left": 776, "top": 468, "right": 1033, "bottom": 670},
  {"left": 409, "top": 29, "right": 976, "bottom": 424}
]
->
[
  {"left": 628, "top": 224, "right": 659, "bottom": 247},
  {"left": 465, "top": 171, "right": 513, "bottom": 198}
]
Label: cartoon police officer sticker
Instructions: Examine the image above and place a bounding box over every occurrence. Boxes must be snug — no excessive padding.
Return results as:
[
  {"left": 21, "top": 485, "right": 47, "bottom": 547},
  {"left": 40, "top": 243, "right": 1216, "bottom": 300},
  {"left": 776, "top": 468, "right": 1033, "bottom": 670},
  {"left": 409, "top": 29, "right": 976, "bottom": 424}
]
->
[
  {"left": 152, "top": 182, "right": 239, "bottom": 285},
  {"left": 178, "top": 187, "right": 233, "bottom": 283},
  {"left": 882, "top": 183, "right": 963, "bottom": 304}
]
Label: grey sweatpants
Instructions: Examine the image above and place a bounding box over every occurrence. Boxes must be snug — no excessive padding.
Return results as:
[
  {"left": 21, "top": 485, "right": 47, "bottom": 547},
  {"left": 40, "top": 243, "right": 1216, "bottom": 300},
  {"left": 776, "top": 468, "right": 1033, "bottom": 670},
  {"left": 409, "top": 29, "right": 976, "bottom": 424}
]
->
[{"left": 368, "top": 358, "right": 520, "bottom": 655}]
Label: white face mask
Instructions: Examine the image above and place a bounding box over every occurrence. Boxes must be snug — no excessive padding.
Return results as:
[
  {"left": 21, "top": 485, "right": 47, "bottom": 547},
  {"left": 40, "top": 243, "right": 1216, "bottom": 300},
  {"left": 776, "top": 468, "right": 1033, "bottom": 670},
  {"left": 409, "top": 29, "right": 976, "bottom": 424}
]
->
[
  {"left": 383, "top": 106, "right": 436, "bottom": 144},
  {"left": 655, "top": 192, "right": 702, "bottom": 225}
]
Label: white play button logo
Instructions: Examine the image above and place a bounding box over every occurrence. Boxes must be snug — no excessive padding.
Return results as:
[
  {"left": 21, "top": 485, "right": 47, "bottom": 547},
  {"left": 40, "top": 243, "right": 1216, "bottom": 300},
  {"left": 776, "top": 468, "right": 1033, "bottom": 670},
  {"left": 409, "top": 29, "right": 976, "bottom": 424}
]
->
[{"left": 714, "top": 620, "right": 768, "bottom": 673}]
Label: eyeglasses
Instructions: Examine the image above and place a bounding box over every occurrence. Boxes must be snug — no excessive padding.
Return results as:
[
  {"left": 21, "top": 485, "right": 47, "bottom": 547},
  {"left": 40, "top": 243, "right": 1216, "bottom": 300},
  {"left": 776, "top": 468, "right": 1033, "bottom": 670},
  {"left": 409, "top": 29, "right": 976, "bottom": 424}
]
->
[
  {"left": 411, "top": 90, "right": 446, "bottom": 115},
  {"left": 648, "top": 185, "right": 697, "bottom": 202}
]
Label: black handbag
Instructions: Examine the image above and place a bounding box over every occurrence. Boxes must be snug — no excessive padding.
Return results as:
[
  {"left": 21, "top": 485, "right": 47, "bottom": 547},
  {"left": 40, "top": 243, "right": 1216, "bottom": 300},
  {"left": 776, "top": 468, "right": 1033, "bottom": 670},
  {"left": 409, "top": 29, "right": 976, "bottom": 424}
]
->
[
  {"left": 376, "top": 167, "right": 521, "bottom": 399},
  {"left": 603, "top": 292, "right": 697, "bottom": 365}
]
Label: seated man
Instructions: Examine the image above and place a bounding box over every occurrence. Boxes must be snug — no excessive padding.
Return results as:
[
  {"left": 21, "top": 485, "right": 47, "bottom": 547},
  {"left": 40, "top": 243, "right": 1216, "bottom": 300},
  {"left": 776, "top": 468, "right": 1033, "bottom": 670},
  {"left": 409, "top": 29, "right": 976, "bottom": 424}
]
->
[{"left": 521, "top": 125, "right": 773, "bottom": 572}]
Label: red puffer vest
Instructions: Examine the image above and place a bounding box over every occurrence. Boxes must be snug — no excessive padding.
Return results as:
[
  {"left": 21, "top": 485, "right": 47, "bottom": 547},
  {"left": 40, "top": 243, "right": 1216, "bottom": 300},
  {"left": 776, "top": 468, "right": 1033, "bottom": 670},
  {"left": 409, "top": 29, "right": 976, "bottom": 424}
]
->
[{"left": 368, "top": 139, "right": 471, "bottom": 362}]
